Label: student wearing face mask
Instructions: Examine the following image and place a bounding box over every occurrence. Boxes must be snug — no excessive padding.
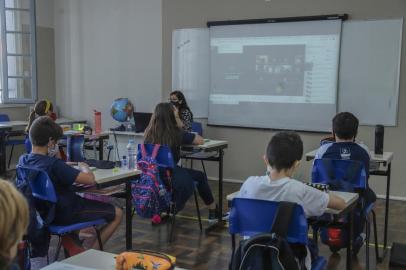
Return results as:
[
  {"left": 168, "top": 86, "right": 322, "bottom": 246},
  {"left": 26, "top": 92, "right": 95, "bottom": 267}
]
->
[
  {"left": 169, "top": 91, "right": 193, "bottom": 132},
  {"left": 18, "top": 116, "right": 122, "bottom": 257}
]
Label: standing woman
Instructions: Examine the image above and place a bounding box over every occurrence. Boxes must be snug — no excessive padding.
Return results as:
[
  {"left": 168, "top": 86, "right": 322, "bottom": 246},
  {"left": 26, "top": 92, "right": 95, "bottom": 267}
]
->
[
  {"left": 144, "top": 103, "right": 218, "bottom": 220},
  {"left": 169, "top": 91, "right": 193, "bottom": 132}
]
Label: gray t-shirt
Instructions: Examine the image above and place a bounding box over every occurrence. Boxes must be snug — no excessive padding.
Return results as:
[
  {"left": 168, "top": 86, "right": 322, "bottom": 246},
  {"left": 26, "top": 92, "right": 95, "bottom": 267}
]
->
[{"left": 238, "top": 175, "right": 329, "bottom": 217}]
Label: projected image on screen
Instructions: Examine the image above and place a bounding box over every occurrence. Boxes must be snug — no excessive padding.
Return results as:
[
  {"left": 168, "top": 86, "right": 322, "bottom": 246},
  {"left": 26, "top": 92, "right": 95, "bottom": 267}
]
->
[{"left": 208, "top": 20, "right": 342, "bottom": 132}]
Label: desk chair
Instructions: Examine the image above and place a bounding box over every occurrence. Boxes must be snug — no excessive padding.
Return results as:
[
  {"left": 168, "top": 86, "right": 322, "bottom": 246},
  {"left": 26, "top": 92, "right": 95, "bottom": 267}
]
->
[
  {"left": 0, "top": 114, "right": 26, "bottom": 168},
  {"left": 183, "top": 122, "right": 215, "bottom": 175},
  {"left": 136, "top": 143, "right": 202, "bottom": 242},
  {"left": 16, "top": 166, "right": 105, "bottom": 263},
  {"left": 312, "top": 158, "right": 379, "bottom": 269},
  {"left": 229, "top": 198, "right": 327, "bottom": 270},
  {"left": 66, "top": 135, "right": 85, "bottom": 162}
]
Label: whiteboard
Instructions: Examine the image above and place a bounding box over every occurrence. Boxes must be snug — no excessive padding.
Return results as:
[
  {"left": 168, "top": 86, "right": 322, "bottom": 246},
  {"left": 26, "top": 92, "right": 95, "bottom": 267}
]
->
[
  {"left": 172, "top": 18, "right": 403, "bottom": 126},
  {"left": 339, "top": 18, "right": 403, "bottom": 126},
  {"left": 172, "top": 29, "right": 210, "bottom": 118}
]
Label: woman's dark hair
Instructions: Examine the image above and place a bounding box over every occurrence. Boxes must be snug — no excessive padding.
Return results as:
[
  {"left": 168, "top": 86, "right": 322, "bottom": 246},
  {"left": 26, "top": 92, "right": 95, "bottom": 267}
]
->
[
  {"left": 26, "top": 100, "right": 53, "bottom": 132},
  {"left": 332, "top": 112, "right": 359, "bottom": 140},
  {"left": 266, "top": 131, "right": 303, "bottom": 172},
  {"left": 170, "top": 90, "right": 192, "bottom": 116},
  {"left": 29, "top": 116, "right": 63, "bottom": 146},
  {"left": 144, "top": 103, "right": 182, "bottom": 149}
]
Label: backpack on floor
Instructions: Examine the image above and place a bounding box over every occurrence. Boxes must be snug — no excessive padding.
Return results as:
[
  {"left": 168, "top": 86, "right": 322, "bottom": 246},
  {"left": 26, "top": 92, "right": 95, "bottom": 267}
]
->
[
  {"left": 132, "top": 144, "right": 172, "bottom": 219},
  {"left": 230, "top": 202, "right": 307, "bottom": 270}
]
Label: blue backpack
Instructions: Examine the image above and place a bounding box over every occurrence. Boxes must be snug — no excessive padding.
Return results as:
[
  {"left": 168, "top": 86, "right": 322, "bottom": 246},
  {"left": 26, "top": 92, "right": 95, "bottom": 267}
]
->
[{"left": 131, "top": 144, "right": 172, "bottom": 219}]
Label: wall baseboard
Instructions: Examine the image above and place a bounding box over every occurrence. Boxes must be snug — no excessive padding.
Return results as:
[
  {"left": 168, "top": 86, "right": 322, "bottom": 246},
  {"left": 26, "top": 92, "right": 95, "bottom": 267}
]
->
[{"left": 208, "top": 176, "right": 406, "bottom": 202}]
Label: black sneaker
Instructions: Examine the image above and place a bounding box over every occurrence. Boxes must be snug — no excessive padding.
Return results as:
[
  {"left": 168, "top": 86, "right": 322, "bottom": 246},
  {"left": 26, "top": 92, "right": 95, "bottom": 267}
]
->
[
  {"left": 352, "top": 233, "right": 366, "bottom": 256},
  {"left": 208, "top": 205, "right": 220, "bottom": 223}
]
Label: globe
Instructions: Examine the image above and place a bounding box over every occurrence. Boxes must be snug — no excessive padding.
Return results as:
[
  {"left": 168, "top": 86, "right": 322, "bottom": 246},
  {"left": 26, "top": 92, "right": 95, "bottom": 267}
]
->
[{"left": 110, "top": 98, "right": 134, "bottom": 122}]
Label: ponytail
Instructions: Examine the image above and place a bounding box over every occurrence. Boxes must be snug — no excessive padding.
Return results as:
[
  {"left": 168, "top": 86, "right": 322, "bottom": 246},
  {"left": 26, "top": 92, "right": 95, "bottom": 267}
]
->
[{"left": 25, "top": 109, "right": 36, "bottom": 133}]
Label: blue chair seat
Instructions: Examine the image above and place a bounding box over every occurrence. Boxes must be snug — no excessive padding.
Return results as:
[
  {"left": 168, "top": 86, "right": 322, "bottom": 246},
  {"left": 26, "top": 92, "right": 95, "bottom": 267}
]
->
[
  {"left": 312, "top": 256, "right": 327, "bottom": 270},
  {"left": 49, "top": 219, "right": 106, "bottom": 235}
]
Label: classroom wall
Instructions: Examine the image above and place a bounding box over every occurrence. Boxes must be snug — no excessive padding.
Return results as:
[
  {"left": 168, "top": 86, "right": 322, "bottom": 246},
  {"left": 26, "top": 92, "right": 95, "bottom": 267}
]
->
[
  {"left": 54, "top": 0, "right": 162, "bottom": 129},
  {"left": 162, "top": 0, "right": 406, "bottom": 198}
]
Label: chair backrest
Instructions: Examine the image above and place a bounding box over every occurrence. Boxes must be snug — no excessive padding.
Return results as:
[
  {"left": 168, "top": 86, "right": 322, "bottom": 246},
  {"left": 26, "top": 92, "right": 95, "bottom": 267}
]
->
[
  {"left": 137, "top": 143, "right": 175, "bottom": 168},
  {"left": 229, "top": 198, "right": 308, "bottom": 245},
  {"left": 0, "top": 114, "right": 10, "bottom": 122},
  {"left": 16, "top": 166, "right": 57, "bottom": 203},
  {"left": 66, "top": 135, "right": 85, "bottom": 162},
  {"left": 24, "top": 136, "right": 32, "bottom": 153},
  {"left": 191, "top": 122, "right": 203, "bottom": 136},
  {"left": 312, "top": 158, "right": 367, "bottom": 192}
]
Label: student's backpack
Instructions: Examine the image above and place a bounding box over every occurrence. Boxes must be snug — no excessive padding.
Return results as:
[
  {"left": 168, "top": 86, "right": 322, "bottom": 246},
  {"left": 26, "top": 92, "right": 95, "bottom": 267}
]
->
[
  {"left": 132, "top": 144, "right": 172, "bottom": 220},
  {"left": 230, "top": 202, "right": 307, "bottom": 270}
]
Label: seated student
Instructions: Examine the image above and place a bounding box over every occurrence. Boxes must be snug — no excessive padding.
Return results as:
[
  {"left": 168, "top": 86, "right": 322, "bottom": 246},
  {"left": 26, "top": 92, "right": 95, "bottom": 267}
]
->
[
  {"left": 238, "top": 131, "right": 345, "bottom": 269},
  {"left": 0, "top": 181, "right": 29, "bottom": 270},
  {"left": 169, "top": 90, "right": 194, "bottom": 132},
  {"left": 144, "top": 102, "right": 219, "bottom": 220},
  {"left": 314, "top": 111, "right": 376, "bottom": 253},
  {"left": 25, "top": 100, "right": 63, "bottom": 158},
  {"left": 18, "top": 116, "right": 122, "bottom": 256}
]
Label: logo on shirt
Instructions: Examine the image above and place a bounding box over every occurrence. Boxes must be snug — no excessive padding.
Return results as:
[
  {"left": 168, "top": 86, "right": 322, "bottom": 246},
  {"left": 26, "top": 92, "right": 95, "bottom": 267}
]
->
[{"left": 340, "top": 147, "right": 351, "bottom": 159}]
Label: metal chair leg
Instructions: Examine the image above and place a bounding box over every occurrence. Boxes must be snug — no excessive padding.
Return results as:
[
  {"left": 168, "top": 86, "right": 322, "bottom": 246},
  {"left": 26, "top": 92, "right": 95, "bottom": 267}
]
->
[
  {"left": 366, "top": 218, "right": 370, "bottom": 270},
  {"left": 372, "top": 210, "right": 380, "bottom": 262},
  {"left": 8, "top": 144, "right": 14, "bottom": 168},
  {"left": 201, "top": 160, "right": 207, "bottom": 176},
  {"left": 169, "top": 202, "right": 176, "bottom": 243},
  {"left": 194, "top": 189, "right": 203, "bottom": 231},
  {"left": 95, "top": 227, "right": 103, "bottom": 250},
  {"left": 53, "top": 236, "right": 63, "bottom": 262}
]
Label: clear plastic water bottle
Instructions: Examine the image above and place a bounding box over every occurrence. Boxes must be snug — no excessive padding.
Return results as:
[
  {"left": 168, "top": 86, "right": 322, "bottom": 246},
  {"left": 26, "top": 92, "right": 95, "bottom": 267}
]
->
[
  {"left": 121, "top": 156, "right": 127, "bottom": 169},
  {"left": 127, "top": 140, "right": 137, "bottom": 170}
]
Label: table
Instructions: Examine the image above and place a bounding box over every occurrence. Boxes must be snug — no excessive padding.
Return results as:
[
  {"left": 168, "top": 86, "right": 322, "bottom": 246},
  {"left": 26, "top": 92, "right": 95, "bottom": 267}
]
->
[
  {"left": 306, "top": 149, "right": 394, "bottom": 262},
  {"left": 0, "top": 118, "right": 87, "bottom": 175},
  {"left": 92, "top": 167, "right": 141, "bottom": 250},
  {"left": 181, "top": 140, "right": 228, "bottom": 232},
  {"left": 226, "top": 190, "right": 359, "bottom": 270},
  {"left": 41, "top": 249, "right": 188, "bottom": 270}
]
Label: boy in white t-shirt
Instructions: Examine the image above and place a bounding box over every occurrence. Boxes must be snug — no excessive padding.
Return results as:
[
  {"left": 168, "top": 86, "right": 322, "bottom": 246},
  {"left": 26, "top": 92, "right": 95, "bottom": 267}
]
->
[{"left": 238, "top": 131, "right": 345, "bottom": 268}]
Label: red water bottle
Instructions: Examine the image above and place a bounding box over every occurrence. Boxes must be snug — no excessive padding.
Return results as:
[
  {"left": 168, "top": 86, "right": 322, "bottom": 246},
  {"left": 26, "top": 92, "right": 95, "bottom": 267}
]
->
[{"left": 94, "top": 110, "right": 101, "bottom": 134}]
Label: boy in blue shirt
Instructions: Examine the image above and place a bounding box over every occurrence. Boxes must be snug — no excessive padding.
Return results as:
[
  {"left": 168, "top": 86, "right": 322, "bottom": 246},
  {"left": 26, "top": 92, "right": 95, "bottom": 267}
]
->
[
  {"left": 315, "top": 112, "right": 376, "bottom": 254},
  {"left": 19, "top": 116, "right": 122, "bottom": 256}
]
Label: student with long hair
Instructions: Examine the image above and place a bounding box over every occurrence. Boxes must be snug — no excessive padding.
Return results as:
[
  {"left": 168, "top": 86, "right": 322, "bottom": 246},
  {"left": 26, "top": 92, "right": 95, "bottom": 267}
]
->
[
  {"left": 0, "top": 181, "right": 29, "bottom": 270},
  {"left": 144, "top": 103, "right": 218, "bottom": 220},
  {"left": 25, "top": 99, "right": 55, "bottom": 133},
  {"left": 169, "top": 91, "right": 193, "bottom": 132}
]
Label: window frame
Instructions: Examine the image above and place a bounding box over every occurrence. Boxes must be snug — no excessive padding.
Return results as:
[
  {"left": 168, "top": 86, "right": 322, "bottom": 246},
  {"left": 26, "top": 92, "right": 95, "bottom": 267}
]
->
[{"left": 0, "top": 0, "right": 37, "bottom": 104}]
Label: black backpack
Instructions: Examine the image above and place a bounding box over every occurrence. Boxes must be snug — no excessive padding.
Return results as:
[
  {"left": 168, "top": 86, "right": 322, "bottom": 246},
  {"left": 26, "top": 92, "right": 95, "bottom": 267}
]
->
[{"left": 230, "top": 202, "right": 307, "bottom": 270}]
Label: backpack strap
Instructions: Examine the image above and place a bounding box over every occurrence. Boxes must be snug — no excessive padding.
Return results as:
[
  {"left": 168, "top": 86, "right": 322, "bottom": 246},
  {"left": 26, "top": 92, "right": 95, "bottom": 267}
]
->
[
  {"left": 151, "top": 144, "right": 160, "bottom": 159},
  {"left": 140, "top": 144, "right": 147, "bottom": 158},
  {"left": 270, "top": 201, "right": 295, "bottom": 238}
]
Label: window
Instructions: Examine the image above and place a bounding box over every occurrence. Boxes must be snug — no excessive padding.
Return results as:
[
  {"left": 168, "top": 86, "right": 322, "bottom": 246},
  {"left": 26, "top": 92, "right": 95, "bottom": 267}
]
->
[{"left": 0, "top": 0, "right": 37, "bottom": 104}]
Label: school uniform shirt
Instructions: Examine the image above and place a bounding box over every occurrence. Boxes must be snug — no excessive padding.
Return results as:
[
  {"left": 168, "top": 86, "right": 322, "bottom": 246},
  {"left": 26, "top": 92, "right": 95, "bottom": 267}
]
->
[
  {"left": 314, "top": 142, "right": 370, "bottom": 177},
  {"left": 238, "top": 175, "right": 330, "bottom": 217},
  {"left": 18, "top": 153, "right": 80, "bottom": 210}
]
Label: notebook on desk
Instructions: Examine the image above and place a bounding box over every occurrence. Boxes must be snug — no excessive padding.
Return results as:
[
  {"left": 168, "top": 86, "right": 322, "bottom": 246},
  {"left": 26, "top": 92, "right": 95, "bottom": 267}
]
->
[{"left": 133, "top": 112, "right": 152, "bottom": 133}]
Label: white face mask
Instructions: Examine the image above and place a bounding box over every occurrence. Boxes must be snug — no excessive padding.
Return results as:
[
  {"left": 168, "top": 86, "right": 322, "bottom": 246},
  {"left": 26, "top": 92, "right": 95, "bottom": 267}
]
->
[
  {"left": 266, "top": 165, "right": 272, "bottom": 176},
  {"left": 48, "top": 143, "right": 59, "bottom": 157}
]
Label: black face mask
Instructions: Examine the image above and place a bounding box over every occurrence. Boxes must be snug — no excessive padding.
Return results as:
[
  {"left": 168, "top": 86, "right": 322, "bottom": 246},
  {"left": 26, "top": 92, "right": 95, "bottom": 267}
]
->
[{"left": 170, "top": 101, "right": 180, "bottom": 107}]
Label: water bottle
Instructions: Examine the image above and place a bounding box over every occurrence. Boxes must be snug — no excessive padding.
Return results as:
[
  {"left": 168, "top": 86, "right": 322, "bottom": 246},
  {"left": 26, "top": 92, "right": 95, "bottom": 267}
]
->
[
  {"left": 94, "top": 110, "right": 102, "bottom": 134},
  {"left": 121, "top": 156, "right": 127, "bottom": 169},
  {"left": 127, "top": 140, "right": 137, "bottom": 170}
]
